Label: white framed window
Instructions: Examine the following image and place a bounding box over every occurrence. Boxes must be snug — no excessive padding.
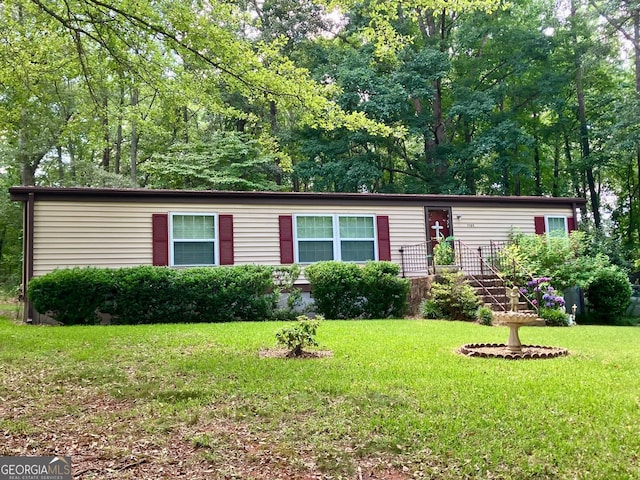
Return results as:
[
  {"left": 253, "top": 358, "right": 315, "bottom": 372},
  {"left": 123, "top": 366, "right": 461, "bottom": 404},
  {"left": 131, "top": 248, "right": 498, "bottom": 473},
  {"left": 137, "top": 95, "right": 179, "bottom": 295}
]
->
[
  {"left": 170, "top": 213, "right": 217, "bottom": 266},
  {"left": 545, "top": 216, "right": 569, "bottom": 238},
  {"left": 294, "top": 214, "right": 377, "bottom": 263}
]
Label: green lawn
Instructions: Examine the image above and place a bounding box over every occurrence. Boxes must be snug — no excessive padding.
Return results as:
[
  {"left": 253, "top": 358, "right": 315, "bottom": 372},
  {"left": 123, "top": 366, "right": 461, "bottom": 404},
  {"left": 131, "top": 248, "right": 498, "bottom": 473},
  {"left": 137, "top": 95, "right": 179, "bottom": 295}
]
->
[{"left": 1, "top": 314, "right": 639, "bottom": 479}]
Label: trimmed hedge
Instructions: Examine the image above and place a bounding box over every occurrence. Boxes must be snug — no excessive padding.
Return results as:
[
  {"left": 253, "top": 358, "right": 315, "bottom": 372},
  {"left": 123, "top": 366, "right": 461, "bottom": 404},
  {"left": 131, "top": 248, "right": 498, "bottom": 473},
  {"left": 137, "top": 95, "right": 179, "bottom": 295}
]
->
[
  {"left": 304, "top": 261, "right": 410, "bottom": 319},
  {"left": 28, "top": 265, "right": 277, "bottom": 325},
  {"left": 29, "top": 267, "right": 114, "bottom": 325}
]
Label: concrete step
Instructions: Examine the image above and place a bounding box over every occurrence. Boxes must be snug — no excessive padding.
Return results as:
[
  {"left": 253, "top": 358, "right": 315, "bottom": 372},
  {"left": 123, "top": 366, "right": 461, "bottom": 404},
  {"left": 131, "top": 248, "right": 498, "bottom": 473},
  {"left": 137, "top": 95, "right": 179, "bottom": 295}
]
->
[
  {"left": 483, "top": 303, "right": 537, "bottom": 315},
  {"left": 467, "top": 278, "right": 505, "bottom": 288}
]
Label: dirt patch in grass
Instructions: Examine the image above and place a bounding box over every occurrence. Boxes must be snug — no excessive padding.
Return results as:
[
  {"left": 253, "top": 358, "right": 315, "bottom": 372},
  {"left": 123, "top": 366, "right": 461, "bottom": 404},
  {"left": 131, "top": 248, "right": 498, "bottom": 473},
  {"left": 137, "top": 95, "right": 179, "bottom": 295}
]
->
[
  {"left": 259, "top": 348, "right": 334, "bottom": 359},
  {"left": 0, "top": 391, "right": 412, "bottom": 479}
]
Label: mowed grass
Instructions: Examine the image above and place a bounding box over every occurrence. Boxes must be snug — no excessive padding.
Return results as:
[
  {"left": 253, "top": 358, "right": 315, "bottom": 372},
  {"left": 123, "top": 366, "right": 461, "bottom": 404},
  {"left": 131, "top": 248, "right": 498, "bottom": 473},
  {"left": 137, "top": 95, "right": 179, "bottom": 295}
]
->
[{"left": 0, "top": 313, "right": 639, "bottom": 479}]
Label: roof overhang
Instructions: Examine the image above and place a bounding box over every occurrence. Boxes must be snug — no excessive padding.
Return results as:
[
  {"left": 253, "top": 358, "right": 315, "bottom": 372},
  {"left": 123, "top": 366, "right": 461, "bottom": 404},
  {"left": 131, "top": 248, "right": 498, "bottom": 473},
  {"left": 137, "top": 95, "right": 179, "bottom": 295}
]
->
[{"left": 8, "top": 186, "right": 587, "bottom": 209}]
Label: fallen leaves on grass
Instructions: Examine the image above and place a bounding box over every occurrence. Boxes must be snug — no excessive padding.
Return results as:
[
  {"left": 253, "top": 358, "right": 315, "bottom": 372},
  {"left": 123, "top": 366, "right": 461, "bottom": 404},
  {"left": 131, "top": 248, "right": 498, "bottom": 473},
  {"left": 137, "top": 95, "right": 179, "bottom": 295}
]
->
[{"left": 0, "top": 389, "right": 411, "bottom": 479}]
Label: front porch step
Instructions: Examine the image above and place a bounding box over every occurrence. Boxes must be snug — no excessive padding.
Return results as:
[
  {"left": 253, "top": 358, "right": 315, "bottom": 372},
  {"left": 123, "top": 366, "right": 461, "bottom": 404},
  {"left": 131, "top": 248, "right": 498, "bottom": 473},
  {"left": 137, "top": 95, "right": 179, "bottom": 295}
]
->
[
  {"left": 483, "top": 302, "right": 535, "bottom": 314},
  {"left": 466, "top": 276, "right": 503, "bottom": 288},
  {"left": 467, "top": 274, "right": 536, "bottom": 315}
]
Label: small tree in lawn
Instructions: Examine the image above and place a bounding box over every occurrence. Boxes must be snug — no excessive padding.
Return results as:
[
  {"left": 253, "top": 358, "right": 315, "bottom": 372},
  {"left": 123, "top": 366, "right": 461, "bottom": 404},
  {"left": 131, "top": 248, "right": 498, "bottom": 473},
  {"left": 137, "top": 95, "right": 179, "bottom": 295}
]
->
[{"left": 276, "top": 315, "right": 323, "bottom": 357}]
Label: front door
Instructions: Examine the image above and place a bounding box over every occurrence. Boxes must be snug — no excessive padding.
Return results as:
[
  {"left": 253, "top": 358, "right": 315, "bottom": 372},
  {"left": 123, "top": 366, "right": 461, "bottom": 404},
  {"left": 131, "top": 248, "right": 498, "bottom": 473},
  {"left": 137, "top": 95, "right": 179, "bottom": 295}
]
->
[
  {"left": 426, "top": 208, "right": 452, "bottom": 244},
  {"left": 425, "top": 207, "right": 453, "bottom": 268}
]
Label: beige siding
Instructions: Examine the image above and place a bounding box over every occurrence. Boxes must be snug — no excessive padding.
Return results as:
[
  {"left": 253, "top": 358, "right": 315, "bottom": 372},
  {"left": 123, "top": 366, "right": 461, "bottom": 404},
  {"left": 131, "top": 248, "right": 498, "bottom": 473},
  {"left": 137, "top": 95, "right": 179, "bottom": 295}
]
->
[
  {"left": 32, "top": 201, "right": 427, "bottom": 276},
  {"left": 451, "top": 205, "right": 575, "bottom": 249},
  {"left": 32, "top": 199, "right": 575, "bottom": 277}
]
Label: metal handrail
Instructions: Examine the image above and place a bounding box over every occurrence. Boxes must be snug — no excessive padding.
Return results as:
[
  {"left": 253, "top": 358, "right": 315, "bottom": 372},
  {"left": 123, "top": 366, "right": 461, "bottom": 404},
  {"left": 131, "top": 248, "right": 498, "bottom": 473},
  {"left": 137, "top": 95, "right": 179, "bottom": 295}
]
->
[
  {"left": 455, "top": 239, "right": 539, "bottom": 314},
  {"left": 398, "top": 238, "right": 541, "bottom": 314}
]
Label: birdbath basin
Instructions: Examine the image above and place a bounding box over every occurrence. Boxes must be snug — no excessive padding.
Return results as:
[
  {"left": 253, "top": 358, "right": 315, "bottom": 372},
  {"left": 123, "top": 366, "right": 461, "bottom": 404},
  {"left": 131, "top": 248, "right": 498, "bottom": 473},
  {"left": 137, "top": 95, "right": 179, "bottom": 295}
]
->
[
  {"left": 493, "top": 311, "right": 544, "bottom": 353},
  {"left": 459, "top": 310, "right": 568, "bottom": 359}
]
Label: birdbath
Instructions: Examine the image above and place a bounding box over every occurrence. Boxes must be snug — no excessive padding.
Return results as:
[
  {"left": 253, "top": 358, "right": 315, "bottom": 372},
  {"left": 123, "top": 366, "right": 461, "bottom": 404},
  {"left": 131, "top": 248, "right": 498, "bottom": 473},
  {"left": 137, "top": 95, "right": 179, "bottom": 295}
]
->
[
  {"left": 498, "top": 285, "right": 543, "bottom": 353},
  {"left": 497, "top": 312, "right": 543, "bottom": 353},
  {"left": 458, "top": 285, "right": 568, "bottom": 360}
]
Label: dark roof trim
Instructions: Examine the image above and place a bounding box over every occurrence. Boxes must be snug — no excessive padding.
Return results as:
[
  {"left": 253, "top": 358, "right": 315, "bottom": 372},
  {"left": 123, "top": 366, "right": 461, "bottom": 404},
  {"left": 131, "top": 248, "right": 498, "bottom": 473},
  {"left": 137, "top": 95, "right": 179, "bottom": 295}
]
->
[{"left": 9, "top": 186, "right": 586, "bottom": 208}]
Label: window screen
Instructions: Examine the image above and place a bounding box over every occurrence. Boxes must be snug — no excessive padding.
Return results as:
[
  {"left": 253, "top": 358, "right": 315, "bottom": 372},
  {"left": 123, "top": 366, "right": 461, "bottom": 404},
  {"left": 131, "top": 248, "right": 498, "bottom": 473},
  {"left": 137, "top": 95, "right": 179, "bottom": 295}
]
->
[
  {"left": 295, "top": 215, "right": 376, "bottom": 263},
  {"left": 171, "top": 214, "right": 216, "bottom": 266}
]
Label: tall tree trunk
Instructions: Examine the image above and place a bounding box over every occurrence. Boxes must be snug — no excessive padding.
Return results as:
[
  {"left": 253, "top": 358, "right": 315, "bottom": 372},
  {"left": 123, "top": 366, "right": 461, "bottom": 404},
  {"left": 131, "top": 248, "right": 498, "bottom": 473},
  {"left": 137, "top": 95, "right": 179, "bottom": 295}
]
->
[
  {"left": 513, "top": 144, "right": 521, "bottom": 196},
  {"left": 269, "top": 100, "right": 277, "bottom": 132},
  {"left": 114, "top": 80, "right": 124, "bottom": 174},
  {"left": 627, "top": 160, "right": 636, "bottom": 245},
  {"left": 633, "top": 7, "right": 640, "bottom": 243},
  {"left": 115, "top": 120, "right": 123, "bottom": 175},
  {"left": 18, "top": 109, "right": 37, "bottom": 186},
  {"left": 130, "top": 86, "right": 139, "bottom": 186},
  {"left": 563, "top": 130, "right": 581, "bottom": 198},
  {"left": 57, "top": 145, "right": 65, "bottom": 182},
  {"left": 463, "top": 123, "right": 476, "bottom": 194},
  {"left": 502, "top": 161, "right": 510, "bottom": 195},
  {"left": 19, "top": 156, "right": 37, "bottom": 186},
  {"left": 534, "top": 140, "right": 542, "bottom": 195},
  {"left": 68, "top": 143, "right": 76, "bottom": 181},
  {"left": 552, "top": 136, "right": 560, "bottom": 197},
  {"left": 183, "top": 105, "right": 189, "bottom": 143},
  {"left": 571, "top": 0, "right": 600, "bottom": 228},
  {"left": 422, "top": 9, "right": 448, "bottom": 185},
  {"left": 101, "top": 96, "right": 110, "bottom": 171}
]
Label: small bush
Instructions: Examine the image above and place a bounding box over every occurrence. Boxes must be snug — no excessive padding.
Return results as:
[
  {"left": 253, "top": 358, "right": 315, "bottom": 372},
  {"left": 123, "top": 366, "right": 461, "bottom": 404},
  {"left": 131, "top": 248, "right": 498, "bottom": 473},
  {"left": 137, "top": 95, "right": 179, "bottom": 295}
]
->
[
  {"left": 433, "top": 237, "right": 456, "bottom": 265},
  {"left": 420, "top": 299, "right": 443, "bottom": 319},
  {"left": 305, "top": 261, "right": 363, "bottom": 319},
  {"left": 275, "top": 315, "right": 323, "bottom": 357},
  {"left": 421, "top": 272, "right": 481, "bottom": 321},
  {"left": 272, "top": 265, "right": 304, "bottom": 320},
  {"left": 540, "top": 307, "right": 569, "bottom": 326},
  {"left": 476, "top": 306, "right": 494, "bottom": 326},
  {"left": 305, "top": 261, "right": 409, "bottom": 319},
  {"left": 360, "top": 262, "right": 409, "bottom": 318},
  {"left": 585, "top": 267, "right": 633, "bottom": 324}
]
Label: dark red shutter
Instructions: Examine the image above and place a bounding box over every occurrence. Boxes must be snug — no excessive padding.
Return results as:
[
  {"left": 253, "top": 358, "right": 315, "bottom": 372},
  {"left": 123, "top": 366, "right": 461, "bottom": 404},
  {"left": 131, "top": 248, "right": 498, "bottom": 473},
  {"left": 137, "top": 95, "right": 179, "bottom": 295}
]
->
[
  {"left": 534, "top": 216, "right": 545, "bottom": 235},
  {"left": 376, "top": 215, "right": 391, "bottom": 261},
  {"left": 567, "top": 216, "right": 576, "bottom": 232},
  {"left": 219, "top": 214, "right": 234, "bottom": 265},
  {"left": 152, "top": 213, "right": 169, "bottom": 266},
  {"left": 279, "top": 215, "right": 294, "bottom": 264}
]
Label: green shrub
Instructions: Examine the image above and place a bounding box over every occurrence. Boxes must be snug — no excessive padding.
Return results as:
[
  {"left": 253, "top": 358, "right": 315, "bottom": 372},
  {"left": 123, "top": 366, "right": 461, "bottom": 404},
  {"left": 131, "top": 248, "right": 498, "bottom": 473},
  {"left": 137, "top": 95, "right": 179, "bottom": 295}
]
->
[
  {"left": 272, "top": 265, "right": 304, "bottom": 320},
  {"left": 275, "top": 315, "right": 323, "bottom": 357},
  {"left": 305, "top": 261, "right": 409, "bottom": 319},
  {"left": 499, "top": 231, "right": 610, "bottom": 291},
  {"left": 540, "top": 307, "right": 569, "bottom": 326},
  {"left": 108, "top": 266, "right": 180, "bottom": 324},
  {"left": 29, "top": 265, "right": 277, "bottom": 325},
  {"left": 305, "top": 261, "right": 362, "bottom": 319},
  {"left": 584, "top": 267, "right": 632, "bottom": 324},
  {"left": 360, "top": 262, "right": 409, "bottom": 318},
  {"left": 421, "top": 272, "right": 481, "bottom": 321},
  {"left": 420, "top": 299, "right": 443, "bottom": 319},
  {"left": 433, "top": 237, "right": 456, "bottom": 266},
  {"left": 108, "top": 265, "right": 276, "bottom": 324},
  {"left": 28, "top": 267, "right": 114, "bottom": 325},
  {"left": 476, "top": 305, "right": 494, "bottom": 326}
]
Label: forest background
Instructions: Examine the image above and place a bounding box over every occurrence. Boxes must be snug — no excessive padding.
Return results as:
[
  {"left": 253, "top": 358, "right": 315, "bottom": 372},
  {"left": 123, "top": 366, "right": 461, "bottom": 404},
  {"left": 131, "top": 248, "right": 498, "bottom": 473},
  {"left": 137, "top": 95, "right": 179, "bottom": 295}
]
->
[{"left": 2, "top": 0, "right": 640, "bottom": 291}]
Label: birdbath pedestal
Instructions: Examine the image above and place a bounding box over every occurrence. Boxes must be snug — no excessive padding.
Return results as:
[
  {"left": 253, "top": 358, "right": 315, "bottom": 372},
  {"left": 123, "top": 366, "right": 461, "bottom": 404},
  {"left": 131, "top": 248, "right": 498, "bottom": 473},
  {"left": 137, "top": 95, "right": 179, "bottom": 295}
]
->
[{"left": 494, "top": 312, "right": 543, "bottom": 353}]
